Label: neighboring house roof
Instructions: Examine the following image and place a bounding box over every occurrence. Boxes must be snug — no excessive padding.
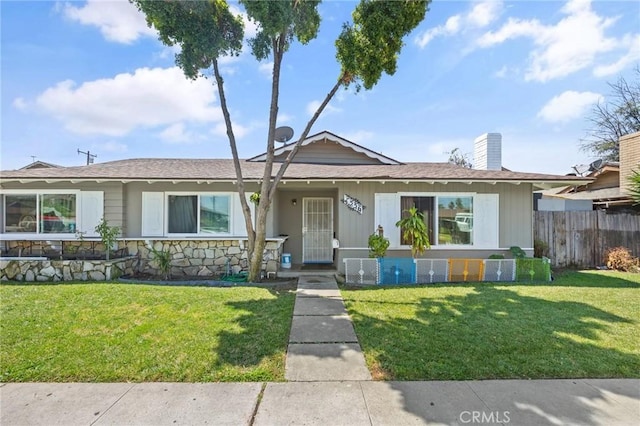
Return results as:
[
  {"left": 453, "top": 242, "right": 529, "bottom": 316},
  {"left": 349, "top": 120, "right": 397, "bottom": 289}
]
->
[
  {"left": 19, "top": 160, "right": 61, "bottom": 170},
  {"left": 247, "top": 131, "right": 403, "bottom": 165},
  {"left": 0, "top": 158, "right": 589, "bottom": 189},
  {"left": 543, "top": 161, "right": 635, "bottom": 207},
  {"left": 546, "top": 187, "right": 625, "bottom": 201}
]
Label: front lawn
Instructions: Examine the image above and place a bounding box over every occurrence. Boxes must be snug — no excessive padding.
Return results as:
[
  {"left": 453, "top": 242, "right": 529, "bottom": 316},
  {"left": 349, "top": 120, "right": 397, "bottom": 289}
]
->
[
  {"left": 1, "top": 283, "right": 295, "bottom": 382},
  {"left": 342, "top": 270, "right": 640, "bottom": 380}
]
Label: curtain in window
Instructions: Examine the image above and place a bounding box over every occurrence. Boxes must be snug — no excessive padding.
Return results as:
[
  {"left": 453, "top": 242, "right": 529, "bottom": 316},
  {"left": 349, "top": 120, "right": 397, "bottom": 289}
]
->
[
  {"left": 168, "top": 196, "right": 197, "bottom": 233},
  {"left": 400, "top": 196, "right": 434, "bottom": 246}
]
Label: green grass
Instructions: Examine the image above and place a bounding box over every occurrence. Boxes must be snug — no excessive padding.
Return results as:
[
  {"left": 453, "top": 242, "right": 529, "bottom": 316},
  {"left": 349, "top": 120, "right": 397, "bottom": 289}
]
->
[
  {"left": 1, "top": 283, "right": 295, "bottom": 382},
  {"left": 341, "top": 270, "right": 640, "bottom": 381}
]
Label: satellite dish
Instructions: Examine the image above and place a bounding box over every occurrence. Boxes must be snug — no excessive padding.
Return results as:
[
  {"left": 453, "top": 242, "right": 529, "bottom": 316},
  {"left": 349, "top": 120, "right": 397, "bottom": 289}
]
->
[
  {"left": 589, "top": 159, "right": 603, "bottom": 172},
  {"left": 572, "top": 164, "right": 589, "bottom": 176},
  {"left": 274, "top": 126, "right": 294, "bottom": 143}
]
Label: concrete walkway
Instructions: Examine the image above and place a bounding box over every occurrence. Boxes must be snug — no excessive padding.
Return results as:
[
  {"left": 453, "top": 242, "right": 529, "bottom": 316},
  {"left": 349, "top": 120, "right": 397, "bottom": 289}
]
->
[
  {"left": 286, "top": 275, "right": 371, "bottom": 381},
  {"left": 2, "top": 379, "right": 638, "bottom": 425}
]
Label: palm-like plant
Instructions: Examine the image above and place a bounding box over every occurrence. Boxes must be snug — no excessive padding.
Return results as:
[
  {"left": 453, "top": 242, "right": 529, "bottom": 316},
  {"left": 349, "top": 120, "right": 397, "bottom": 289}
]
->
[
  {"left": 629, "top": 170, "right": 640, "bottom": 205},
  {"left": 395, "top": 206, "right": 430, "bottom": 258}
]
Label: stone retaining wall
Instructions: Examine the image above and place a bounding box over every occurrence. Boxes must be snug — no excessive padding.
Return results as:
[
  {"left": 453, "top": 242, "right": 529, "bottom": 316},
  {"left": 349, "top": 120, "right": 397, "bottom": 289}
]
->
[
  {"left": 1, "top": 239, "right": 284, "bottom": 282},
  {"left": 126, "top": 239, "right": 283, "bottom": 278},
  {"left": 0, "top": 257, "right": 135, "bottom": 282}
]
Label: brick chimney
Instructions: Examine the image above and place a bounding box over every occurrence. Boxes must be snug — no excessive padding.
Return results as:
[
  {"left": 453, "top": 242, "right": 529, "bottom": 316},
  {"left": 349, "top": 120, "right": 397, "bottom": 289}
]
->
[{"left": 474, "top": 133, "right": 502, "bottom": 171}]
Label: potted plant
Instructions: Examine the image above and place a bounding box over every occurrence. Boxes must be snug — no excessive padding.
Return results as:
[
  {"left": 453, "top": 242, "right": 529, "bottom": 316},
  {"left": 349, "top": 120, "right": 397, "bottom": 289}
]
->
[
  {"left": 395, "top": 206, "right": 430, "bottom": 258},
  {"left": 368, "top": 225, "right": 390, "bottom": 258}
]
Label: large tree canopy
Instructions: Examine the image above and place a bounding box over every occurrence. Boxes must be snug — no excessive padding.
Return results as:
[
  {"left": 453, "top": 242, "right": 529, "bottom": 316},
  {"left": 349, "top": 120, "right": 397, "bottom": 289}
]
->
[
  {"left": 131, "top": 0, "right": 430, "bottom": 281},
  {"left": 581, "top": 67, "right": 640, "bottom": 161}
]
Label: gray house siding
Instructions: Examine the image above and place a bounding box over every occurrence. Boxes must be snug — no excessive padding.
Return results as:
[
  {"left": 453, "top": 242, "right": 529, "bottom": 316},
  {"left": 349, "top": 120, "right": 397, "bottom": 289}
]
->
[
  {"left": 124, "top": 181, "right": 263, "bottom": 237},
  {"left": 273, "top": 142, "right": 383, "bottom": 165}
]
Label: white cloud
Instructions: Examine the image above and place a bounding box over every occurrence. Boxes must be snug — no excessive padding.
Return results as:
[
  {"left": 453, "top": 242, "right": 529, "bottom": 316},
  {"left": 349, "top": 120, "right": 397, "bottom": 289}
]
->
[
  {"left": 212, "top": 121, "right": 251, "bottom": 139},
  {"left": 96, "top": 141, "right": 128, "bottom": 154},
  {"left": 593, "top": 34, "right": 640, "bottom": 77},
  {"left": 415, "top": 0, "right": 502, "bottom": 48},
  {"left": 62, "top": 0, "right": 156, "bottom": 44},
  {"left": 342, "top": 131, "right": 374, "bottom": 144},
  {"left": 306, "top": 100, "right": 342, "bottom": 117},
  {"left": 537, "top": 90, "right": 602, "bottom": 124},
  {"left": 12, "top": 97, "right": 28, "bottom": 111},
  {"left": 477, "top": 0, "right": 635, "bottom": 82},
  {"left": 258, "top": 61, "right": 273, "bottom": 78},
  {"left": 159, "top": 123, "right": 199, "bottom": 144},
  {"left": 35, "top": 67, "right": 221, "bottom": 136},
  {"left": 277, "top": 113, "right": 293, "bottom": 124}
]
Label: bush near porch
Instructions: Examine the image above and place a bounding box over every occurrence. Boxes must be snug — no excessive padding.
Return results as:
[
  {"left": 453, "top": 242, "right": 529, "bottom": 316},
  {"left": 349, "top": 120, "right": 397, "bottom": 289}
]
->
[{"left": 341, "top": 270, "right": 640, "bottom": 380}]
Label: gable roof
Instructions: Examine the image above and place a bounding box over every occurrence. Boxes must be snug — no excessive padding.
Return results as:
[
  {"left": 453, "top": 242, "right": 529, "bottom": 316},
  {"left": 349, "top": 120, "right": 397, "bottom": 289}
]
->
[
  {"left": 0, "top": 158, "right": 590, "bottom": 189},
  {"left": 247, "top": 131, "right": 402, "bottom": 165},
  {"left": 19, "top": 160, "right": 61, "bottom": 170}
]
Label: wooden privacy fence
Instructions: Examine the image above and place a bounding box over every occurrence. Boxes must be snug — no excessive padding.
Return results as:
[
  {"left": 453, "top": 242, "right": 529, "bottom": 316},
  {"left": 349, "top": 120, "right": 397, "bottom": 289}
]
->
[{"left": 534, "top": 211, "right": 640, "bottom": 268}]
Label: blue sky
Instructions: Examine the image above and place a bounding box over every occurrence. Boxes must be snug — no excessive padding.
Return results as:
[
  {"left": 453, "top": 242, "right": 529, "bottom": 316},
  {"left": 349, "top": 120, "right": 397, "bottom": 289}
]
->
[{"left": 1, "top": 0, "right": 638, "bottom": 174}]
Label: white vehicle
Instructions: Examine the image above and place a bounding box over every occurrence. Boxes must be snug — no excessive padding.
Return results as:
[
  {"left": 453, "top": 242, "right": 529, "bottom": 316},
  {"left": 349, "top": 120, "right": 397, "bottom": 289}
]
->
[{"left": 454, "top": 213, "right": 473, "bottom": 233}]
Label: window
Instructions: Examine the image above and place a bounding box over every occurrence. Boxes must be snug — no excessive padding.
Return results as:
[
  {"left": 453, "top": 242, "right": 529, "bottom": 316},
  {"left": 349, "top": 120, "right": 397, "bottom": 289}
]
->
[
  {"left": 167, "top": 194, "right": 231, "bottom": 235},
  {"left": 399, "top": 195, "right": 473, "bottom": 246},
  {"left": 3, "top": 193, "right": 77, "bottom": 234},
  {"left": 400, "top": 196, "right": 435, "bottom": 245},
  {"left": 437, "top": 196, "right": 473, "bottom": 245}
]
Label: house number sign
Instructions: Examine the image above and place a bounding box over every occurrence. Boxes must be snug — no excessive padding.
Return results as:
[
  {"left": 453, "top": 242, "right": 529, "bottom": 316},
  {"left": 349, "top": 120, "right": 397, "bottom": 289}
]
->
[{"left": 342, "top": 194, "right": 365, "bottom": 215}]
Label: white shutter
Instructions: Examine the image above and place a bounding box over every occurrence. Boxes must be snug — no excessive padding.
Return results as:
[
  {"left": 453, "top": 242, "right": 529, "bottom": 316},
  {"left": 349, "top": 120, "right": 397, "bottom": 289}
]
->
[
  {"left": 232, "top": 193, "right": 254, "bottom": 236},
  {"left": 374, "top": 193, "right": 400, "bottom": 248},
  {"left": 141, "top": 192, "right": 165, "bottom": 237},
  {"left": 474, "top": 194, "right": 499, "bottom": 248},
  {"left": 79, "top": 191, "right": 104, "bottom": 237}
]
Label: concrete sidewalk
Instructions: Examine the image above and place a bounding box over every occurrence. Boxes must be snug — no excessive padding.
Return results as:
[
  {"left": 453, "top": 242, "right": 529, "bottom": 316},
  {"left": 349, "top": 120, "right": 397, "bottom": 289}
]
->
[{"left": 2, "top": 379, "right": 638, "bottom": 425}]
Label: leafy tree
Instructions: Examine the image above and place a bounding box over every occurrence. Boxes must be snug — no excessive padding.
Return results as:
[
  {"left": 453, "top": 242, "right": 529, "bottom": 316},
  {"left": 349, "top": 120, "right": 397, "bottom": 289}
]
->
[
  {"left": 446, "top": 148, "right": 472, "bottom": 168},
  {"left": 132, "top": 0, "right": 430, "bottom": 281},
  {"left": 581, "top": 67, "right": 640, "bottom": 161}
]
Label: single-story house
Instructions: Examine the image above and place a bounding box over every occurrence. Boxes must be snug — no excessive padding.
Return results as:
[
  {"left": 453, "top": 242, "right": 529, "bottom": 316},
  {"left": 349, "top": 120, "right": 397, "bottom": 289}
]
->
[
  {"left": 537, "top": 132, "right": 640, "bottom": 212},
  {"left": 0, "top": 131, "right": 589, "bottom": 278}
]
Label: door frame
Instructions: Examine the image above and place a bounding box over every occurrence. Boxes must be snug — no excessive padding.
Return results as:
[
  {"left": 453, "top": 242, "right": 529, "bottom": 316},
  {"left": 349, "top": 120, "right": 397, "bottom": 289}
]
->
[{"left": 302, "top": 197, "right": 334, "bottom": 264}]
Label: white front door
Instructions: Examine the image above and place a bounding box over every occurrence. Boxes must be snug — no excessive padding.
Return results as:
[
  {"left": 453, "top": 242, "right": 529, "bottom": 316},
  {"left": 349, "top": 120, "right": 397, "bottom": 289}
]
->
[{"left": 302, "top": 197, "right": 334, "bottom": 263}]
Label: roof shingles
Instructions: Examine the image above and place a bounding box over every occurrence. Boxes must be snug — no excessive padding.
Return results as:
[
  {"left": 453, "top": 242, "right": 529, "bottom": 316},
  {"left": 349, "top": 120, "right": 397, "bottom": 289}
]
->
[{"left": 0, "top": 158, "right": 589, "bottom": 183}]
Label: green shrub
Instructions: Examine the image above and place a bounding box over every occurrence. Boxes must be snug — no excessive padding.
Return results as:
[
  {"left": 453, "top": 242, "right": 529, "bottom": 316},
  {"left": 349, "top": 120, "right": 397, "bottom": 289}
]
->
[
  {"left": 95, "top": 218, "right": 120, "bottom": 261},
  {"left": 534, "top": 239, "right": 549, "bottom": 258},
  {"left": 368, "top": 232, "right": 390, "bottom": 258},
  {"left": 150, "top": 246, "right": 172, "bottom": 279},
  {"left": 509, "top": 246, "right": 527, "bottom": 259}
]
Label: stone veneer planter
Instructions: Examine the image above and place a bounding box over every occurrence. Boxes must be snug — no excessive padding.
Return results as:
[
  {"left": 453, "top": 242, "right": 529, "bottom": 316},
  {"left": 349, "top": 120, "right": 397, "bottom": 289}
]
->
[
  {"left": 1, "top": 238, "right": 285, "bottom": 282},
  {"left": 0, "top": 257, "right": 135, "bottom": 282},
  {"left": 126, "top": 239, "right": 284, "bottom": 279}
]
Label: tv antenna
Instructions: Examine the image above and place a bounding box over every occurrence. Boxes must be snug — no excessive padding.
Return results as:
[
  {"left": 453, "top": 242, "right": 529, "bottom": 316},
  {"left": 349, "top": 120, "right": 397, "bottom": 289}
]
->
[
  {"left": 30, "top": 155, "right": 37, "bottom": 163},
  {"left": 274, "top": 126, "right": 294, "bottom": 143},
  {"left": 572, "top": 164, "right": 589, "bottom": 176},
  {"left": 78, "top": 149, "right": 97, "bottom": 165}
]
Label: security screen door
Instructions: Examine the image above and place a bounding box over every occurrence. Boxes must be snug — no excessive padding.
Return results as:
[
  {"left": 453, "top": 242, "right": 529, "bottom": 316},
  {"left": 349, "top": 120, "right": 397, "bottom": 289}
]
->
[{"left": 302, "top": 198, "right": 333, "bottom": 263}]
